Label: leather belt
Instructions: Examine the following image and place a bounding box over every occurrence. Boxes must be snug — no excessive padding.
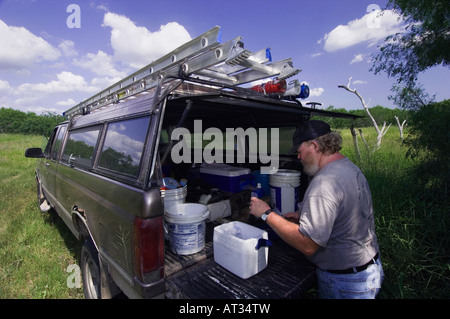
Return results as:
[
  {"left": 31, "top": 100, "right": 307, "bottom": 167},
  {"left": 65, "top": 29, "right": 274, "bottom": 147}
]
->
[{"left": 326, "top": 253, "right": 379, "bottom": 274}]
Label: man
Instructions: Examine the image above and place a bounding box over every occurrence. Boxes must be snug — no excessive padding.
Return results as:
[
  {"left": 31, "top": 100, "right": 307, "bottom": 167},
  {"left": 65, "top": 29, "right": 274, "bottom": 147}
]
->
[{"left": 250, "top": 120, "right": 384, "bottom": 299}]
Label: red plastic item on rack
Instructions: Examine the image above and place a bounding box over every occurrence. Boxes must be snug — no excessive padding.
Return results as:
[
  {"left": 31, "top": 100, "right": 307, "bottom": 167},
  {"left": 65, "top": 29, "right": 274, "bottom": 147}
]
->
[{"left": 250, "top": 78, "right": 287, "bottom": 95}]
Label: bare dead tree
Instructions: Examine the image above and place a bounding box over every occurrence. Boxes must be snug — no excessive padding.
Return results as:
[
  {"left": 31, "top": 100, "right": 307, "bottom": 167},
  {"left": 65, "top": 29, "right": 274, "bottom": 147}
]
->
[
  {"left": 394, "top": 115, "right": 407, "bottom": 140},
  {"left": 338, "top": 78, "right": 391, "bottom": 151},
  {"left": 350, "top": 124, "right": 361, "bottom": 161}
]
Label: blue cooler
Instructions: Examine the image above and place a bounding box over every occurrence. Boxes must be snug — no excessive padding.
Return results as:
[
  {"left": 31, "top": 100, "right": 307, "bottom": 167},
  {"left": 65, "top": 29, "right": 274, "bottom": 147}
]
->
[{"left": 200, "top": 164, "right": 251, "bottom": 193}]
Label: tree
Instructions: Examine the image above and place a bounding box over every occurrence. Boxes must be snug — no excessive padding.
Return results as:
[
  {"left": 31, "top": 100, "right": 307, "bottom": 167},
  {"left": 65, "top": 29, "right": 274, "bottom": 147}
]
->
[
  {"left": 403, "top": 99, "right": 450, "bottom": 197},
  {"left": 388, "top": 83, "right": 435, "bottom": 111},
  {"left": 370, "top": 0, "right": 449, "bottom": 194},
  {"left": 0, "top": 107, "right": 65, "bottom": 136},
  {"left": 394, "top": 115, "right": 407, "bottom": 140},
  {"left": 338, "top": 78, "right": 391, "bottom": 151},
  {"left": 371, "top": 0, "right": 450, "bottom": 89}
]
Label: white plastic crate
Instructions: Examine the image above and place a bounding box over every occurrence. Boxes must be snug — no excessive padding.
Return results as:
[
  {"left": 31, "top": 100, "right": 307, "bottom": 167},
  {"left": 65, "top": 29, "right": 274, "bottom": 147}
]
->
[{"left": 213, "top": 221, "right": 269, "bottom": 279}]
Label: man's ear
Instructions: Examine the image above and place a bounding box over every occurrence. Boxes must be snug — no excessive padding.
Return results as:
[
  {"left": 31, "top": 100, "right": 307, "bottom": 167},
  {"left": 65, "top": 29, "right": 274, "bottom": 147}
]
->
[{"left": 310, "top": 140, "right": 319, "bottom": 151}]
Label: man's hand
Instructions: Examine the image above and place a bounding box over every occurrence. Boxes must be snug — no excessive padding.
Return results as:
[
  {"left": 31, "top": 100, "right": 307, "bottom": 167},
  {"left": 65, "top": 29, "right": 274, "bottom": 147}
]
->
[{"left": 249, "top": 197, "right": 271, "bottom": 219}]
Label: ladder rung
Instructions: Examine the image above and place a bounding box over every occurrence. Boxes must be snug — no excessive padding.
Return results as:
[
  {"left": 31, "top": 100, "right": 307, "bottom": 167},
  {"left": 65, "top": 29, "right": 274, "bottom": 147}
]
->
[
  {"left": 205, "top": 48, "right": 272, "bottom": 78},
  {"left": 181, "top": 37, "right": 244, "bottom": 76},
  {"left": 233, "top": 59, "right": 301, "bottom": 85}
]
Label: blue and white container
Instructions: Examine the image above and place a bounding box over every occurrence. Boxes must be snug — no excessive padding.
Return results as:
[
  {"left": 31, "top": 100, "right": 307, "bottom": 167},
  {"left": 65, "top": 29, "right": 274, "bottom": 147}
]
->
[
  {"left": 165, "top": 203, "right": 210, "bottom": 255},
  {"left": 269, "top": 170, "right": 301, "bottom": 215},
  {"left": 200, "top": 164, "right": 251, "bottom": 193}
]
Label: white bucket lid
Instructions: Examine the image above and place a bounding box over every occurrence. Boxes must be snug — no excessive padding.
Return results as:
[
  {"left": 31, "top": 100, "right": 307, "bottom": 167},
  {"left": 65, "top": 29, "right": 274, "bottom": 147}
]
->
[
  {"left": 200, "top": 163, "right": 250, "bottom": 177},
  {"left": 272, "top": 169, "right": 301, "bottom": 177},
  {"left": 165, "top": 203, "right": 210, "bottom": 223}
]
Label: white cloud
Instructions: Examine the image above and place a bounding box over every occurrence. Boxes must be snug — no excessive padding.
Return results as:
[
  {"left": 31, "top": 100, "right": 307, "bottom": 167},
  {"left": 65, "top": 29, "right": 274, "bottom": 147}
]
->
[
  {"left": 95, "top": 4, "right": 109, "bottom": 12},
  {"left": 26, "top": 106, "right": 62, "bottom": 114},
  {"left": 0, "top": 19, "right": 60, "bottom": 69},
  {"left": 103, "top": 129, "right": 145, "bottom": 164},
  {"left": 0, "top": 80, "right": 12, "bottom": 106},
  {"left": 73, "top": 50, "right": 126, "bottom": 77},
  {"left": 350, "top": 54, "right": 364, "bottom": 64},
  {"left": 0, "top": 79, "right": 11, "bottom": 94},
  {"left": 90, "top": 76, "right": 123, "bottom": 90},
  {"left": 352, "top": 80, "right": 368, "bottom": 85},
  {"left": 56, "top": 98, "right": 77, "bottom": 107},
  {"left": 14, "top": 71, "right": 96, "bottom": 95},
  {"left": 13, "top": 96, "right": 39, "bottom": 106},
  {"left": 8, "top": 72, "right": 98, "bottom": 110},
  {"left": 59, "top": 40, "right": 78, "bottom": 58},
  {"left": 321, "top": 10, "right": 405, "bottom": 52},
  {"left": 310, "top": 87, "right": 324, "bottom": 97},
  {"left": 102, "top": 12, "right": 192, "bottom": 69}
]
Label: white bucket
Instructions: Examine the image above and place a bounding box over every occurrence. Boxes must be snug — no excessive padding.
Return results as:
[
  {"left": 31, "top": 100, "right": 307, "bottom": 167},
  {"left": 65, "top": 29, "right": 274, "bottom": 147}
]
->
[
  {"left": 269, "top": 169, "right": 301, "bottom": 215},
  {"left": 161, "top": 186, "right": 187, "bottom": 208},
  {"left": 164, "top": 203, "right": 210, "bottom": 255}
]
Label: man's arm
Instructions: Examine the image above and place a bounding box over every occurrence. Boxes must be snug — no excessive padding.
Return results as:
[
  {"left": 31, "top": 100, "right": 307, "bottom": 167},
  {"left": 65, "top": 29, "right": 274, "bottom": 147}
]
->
[{"left": 250, "top": 197, "right": 320, "bottom": 256}]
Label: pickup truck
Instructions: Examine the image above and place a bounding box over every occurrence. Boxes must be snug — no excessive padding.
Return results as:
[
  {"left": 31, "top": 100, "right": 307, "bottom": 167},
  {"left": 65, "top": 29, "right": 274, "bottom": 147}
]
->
[{"left": 25, "top": 27, "right": 357, "bottom": 299}]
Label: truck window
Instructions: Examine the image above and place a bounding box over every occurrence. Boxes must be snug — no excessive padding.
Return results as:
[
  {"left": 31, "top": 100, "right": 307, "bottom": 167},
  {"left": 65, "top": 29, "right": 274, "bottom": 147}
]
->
[
  {"left": 44, "top": 127, "right": 58, "bottom": 156},
  {"left": 98, "top": 116, "right": 150, "bottom": 177},
  {"left": 50, "top": 125, "right": 67, "bottom": 161},
  {"left": 61, "top": 126, "right": 101, "bottom": 169}
]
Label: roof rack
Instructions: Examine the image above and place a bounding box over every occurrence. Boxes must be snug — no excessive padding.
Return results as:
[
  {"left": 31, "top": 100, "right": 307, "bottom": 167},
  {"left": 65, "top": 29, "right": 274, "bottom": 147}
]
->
[{"left": 64, "top": 26, "right": 301, "bottom": 119}]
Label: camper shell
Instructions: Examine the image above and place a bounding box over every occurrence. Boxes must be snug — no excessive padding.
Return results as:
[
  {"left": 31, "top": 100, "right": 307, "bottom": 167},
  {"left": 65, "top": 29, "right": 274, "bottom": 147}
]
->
[{"left": 26, "top": 27, "right": 359, "bottom": 299}]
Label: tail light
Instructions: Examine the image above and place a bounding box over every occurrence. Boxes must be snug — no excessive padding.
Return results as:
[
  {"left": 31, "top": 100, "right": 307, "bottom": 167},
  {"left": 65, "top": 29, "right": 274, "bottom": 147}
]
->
[{"left": 134, "top": 216, "right": 164, "bottom": 283}]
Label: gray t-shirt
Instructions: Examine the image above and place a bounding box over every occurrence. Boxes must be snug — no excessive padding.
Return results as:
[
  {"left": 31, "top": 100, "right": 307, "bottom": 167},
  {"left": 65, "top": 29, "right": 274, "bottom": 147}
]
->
[{"left": 299, "top": 157, "right": 379, "bottom": 270}]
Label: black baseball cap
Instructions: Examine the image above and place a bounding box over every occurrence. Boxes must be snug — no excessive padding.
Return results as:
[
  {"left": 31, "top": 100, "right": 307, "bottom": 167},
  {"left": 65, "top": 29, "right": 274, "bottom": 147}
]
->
[{"left": 290, "top": 120, "right": 331, "bottom": 153}]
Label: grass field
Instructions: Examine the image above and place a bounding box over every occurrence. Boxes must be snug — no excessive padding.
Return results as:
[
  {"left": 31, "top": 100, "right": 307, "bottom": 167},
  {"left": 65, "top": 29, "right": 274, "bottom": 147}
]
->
[
  {"left": 0, "top": 128, "right": 448, "bottom": 299},
  {"left": 0, "top": 134, "right": 83, "bottom": 299},
  {"left": 339, "top": 127, "right": 449, "bottom": 298}
]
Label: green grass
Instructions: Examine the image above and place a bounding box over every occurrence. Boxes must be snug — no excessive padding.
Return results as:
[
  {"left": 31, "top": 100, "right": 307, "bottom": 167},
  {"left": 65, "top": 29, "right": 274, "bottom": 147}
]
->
[
  {"left": 339, "top": 127, "right": 450, "bottom": 298},
  {"left": 0, "top": 134, "right": 83, "bottom": 299},
  {"left": 1, "top": 131, "right": 449, "bottom": 299}
]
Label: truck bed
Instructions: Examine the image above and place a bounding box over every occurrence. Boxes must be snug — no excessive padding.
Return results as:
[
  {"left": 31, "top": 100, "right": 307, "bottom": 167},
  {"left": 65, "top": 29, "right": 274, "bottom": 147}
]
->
[{"left": 165, "top": 220, "right": 316, "bottom": 299}]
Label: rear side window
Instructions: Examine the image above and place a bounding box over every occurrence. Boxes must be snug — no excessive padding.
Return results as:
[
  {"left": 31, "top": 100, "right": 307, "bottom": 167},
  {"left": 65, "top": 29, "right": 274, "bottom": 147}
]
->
[
  {"left": 99, "top": 116, "right": 150, "bottom": 177},
  {"left": 51, "top": 125, "right": 67, "bottom": 161},
  {"left": 62, "top": 126, "right": 101, "bottom": 169},
  {"left": 43, "top": 127, "right": 58, "bottom": 156}
]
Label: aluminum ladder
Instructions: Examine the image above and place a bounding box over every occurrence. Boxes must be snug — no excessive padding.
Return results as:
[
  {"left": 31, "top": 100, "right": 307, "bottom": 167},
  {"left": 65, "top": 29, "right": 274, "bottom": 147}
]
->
[{"left": 64, "top": 26, "right": 301, "bottom": 119}]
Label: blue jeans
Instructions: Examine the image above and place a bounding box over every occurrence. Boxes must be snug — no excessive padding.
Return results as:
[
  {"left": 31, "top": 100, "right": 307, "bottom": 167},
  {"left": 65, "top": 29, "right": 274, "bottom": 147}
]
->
[{"left": 316, "top": 258, "right": 384, "bottom": 299}]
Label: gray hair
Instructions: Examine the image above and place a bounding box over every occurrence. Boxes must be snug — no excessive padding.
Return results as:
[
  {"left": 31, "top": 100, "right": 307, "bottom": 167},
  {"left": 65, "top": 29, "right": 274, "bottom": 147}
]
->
[{"left": 313, "top": 132, "right": 342, "bottom": 155}]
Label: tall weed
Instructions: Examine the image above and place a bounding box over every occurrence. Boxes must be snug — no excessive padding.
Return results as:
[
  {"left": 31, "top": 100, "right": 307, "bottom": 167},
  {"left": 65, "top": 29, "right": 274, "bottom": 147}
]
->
[{"left": 340, "top": 127, "right": 449, "bottom": 298}]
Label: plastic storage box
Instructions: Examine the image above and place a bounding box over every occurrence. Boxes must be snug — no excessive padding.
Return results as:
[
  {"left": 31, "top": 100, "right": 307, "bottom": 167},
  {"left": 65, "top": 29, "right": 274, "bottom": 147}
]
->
[
  {"left": 200, "top": 164, "right": 251, "bottom": 193},
  {"left": 213, "top": 221, "right": 270, "bottom": 279}
]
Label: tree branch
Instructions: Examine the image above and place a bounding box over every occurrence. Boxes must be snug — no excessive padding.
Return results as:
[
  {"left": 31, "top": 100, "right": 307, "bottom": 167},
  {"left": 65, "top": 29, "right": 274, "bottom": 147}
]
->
[{"left": 338, "top": 80, "right": 392, "bottom": 151}]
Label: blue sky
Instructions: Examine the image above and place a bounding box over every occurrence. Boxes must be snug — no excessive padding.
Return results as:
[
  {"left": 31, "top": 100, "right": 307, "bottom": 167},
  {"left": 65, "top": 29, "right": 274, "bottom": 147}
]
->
[{"left": 0, "top": 0, "right": 448, "bottom": 115}]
